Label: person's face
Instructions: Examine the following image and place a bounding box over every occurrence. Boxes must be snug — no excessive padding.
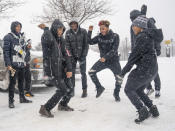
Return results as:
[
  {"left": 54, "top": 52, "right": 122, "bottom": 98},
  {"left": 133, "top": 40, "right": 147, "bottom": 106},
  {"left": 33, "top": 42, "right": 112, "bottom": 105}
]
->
[
  {"left": 100, "top": 25, "right": 109, "bottom": 36},
  {"left": 15, "top": 24, "right": 21, "bottom": 33},
  {"left": 70, "top": 23, "right": 78, "bottom": 30},
  {"left": 132, "top": 26, "right": 142, "bottom": 35},
  {"left": 57, "top": 27, "right": 64, "bottom": 37}
]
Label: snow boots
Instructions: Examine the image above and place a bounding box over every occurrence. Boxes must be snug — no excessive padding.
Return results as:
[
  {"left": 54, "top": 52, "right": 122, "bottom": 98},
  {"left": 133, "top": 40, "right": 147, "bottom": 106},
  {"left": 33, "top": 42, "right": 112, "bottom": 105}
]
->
[
  {"left": 81, "top": 89, "right": 87, "bottom": 98},
  {"left": 149, "top": 105, "right": 159, "bottom": 117},
  {"left": 96, "top": 86, "right": 105, "bottom": 98},
  {"left": 9, "top": 100, "right": 15, "bottom": 108},
  {"left": 135, "top": 106, "right": 150, "bottom": 124},
  {"left": 58, "top": 104, "right": 74, "bottom": 111},
  {"left": 39, "top": 105, "right": 54, "bottom": 118}
]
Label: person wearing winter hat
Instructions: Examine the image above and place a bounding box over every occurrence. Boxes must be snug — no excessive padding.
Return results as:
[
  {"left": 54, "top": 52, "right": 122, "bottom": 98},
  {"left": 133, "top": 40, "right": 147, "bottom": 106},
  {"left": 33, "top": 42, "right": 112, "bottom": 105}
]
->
[
  {"left": 65, "top": 19, "right": 89, "bottom": 98},
  {"left": 88, "top": 20, "right": 122, "bottom": 101},
  {"left": 130, "top": 5, "right": 163, "bottom": 98},
  {"left": 116, "top": 16, "right": 163, "bottom": 123}
]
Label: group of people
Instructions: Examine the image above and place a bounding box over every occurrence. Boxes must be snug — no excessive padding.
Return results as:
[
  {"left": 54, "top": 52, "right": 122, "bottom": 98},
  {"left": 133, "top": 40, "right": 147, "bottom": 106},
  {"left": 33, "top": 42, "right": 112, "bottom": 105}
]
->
[{"left": 2, "top": 4, "right": 163, "bottom": 123}]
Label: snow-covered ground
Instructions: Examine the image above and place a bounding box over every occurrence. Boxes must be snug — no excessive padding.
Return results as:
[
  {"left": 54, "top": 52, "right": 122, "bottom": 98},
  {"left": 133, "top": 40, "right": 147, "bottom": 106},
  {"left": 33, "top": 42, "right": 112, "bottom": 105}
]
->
[{"left": 0, "top": 50, "right": 175, "bottom": 131}]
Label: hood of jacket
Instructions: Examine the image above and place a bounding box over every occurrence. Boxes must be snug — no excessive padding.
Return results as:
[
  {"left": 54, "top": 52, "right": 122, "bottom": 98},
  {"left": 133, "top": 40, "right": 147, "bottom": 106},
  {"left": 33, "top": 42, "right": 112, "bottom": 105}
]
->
[
  {"left": 11, "top": 21, "right": 22, "bottom": 35},
  {"left": 130, "top": 10, "right": 142, "bottom": 22},
  {"left": 50, "top": 19, "right": 66, "bottom": 38}
]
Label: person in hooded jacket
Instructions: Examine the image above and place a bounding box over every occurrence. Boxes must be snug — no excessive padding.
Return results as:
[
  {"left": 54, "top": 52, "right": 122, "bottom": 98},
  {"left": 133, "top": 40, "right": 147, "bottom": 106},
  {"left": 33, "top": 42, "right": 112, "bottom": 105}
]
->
[
  {"left": 39, "top": 19, "right": 74, "bottom": 118},
  {"left": 65, "top": 20, "right": 89, "bottom": 98},
  {"left": 88, "top": 20, "right": 122, "bottom": 101},
  {"left": 116, "top": 16, "right": 163, "bottom": 123},
  {"left": 130, "top": 4, "right": 162, "bottom": 98},
  {"left": 3, "top": 21, "right": 32, "bottom": 108}
]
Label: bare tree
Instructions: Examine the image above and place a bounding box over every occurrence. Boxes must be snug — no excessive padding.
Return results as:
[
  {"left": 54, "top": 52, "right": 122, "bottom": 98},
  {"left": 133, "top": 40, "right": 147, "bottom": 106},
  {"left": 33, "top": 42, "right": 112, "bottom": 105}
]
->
[
  {"left": 0, "top": 0, "right": 24, "bottom": 19},
  {"left": 36, "top": 0, "right": 113, "bottom": 25}
]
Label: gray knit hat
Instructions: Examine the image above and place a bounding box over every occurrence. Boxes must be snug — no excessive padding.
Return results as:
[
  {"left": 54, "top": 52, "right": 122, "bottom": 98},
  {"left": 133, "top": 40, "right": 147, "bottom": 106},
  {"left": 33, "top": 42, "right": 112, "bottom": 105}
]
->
[{"left": 132, "top": 15, "right": 149, "bottom": 29}]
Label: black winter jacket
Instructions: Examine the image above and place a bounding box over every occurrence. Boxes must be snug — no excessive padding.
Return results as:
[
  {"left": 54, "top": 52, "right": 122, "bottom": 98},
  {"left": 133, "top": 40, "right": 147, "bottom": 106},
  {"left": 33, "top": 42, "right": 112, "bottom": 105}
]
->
[
  {"left": 44, "top": 19, "right": 72, "bottom": 78},
  {"left": 121, "top": 29, "right": 163, "bottom": 77},
  {"left": 65, "top": 26, "right": 89, "bottom": 60},
  {"left": 3, "top": 21, "right": 26, "bottom": 68},
  {"left": 88, "top": 30, "right": 120, "bottom": 62}
]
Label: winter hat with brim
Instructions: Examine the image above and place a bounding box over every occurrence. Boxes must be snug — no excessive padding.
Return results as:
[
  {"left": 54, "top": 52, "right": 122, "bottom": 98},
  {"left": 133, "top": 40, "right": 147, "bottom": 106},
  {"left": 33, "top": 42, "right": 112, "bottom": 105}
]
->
[{"left": 132, "top": 15, "right": 149, "bottom": 29}]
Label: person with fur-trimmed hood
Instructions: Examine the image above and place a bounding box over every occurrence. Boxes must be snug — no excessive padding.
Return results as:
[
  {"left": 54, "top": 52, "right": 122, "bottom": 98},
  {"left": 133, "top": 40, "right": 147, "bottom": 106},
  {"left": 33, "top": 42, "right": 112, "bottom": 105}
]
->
[
  {"left": 117, "top": 16, "right": 163, "bottom": 123},
  {"left": 65, "top": 20, "right": 89, "bottom": 98},
  {"left": 3, "top": 21, "right": 32, "bottom": 108},
  {"left": 88, "top": 20, "right": 122, "bottom": 101},
  {"left": 39, "top": 19, "right": 74, "bottom": 118},
  {"left": 130, "top": 4, "right": 162, "bottom": 98}
]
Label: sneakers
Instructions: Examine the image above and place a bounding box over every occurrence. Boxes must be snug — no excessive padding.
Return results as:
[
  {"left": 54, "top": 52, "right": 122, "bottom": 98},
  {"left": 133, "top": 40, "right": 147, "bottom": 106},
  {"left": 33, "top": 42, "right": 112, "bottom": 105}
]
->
[
  {"left": 135, "top": 106, "right": 150, "bottom": 124},
  {"left": 149, "top": 105, "right": 159, "bottom": 117},
  {"left": 81, "top": 89, "right": 87, "bottom": 98},
  {"left": 146, "top": 88, "right": 154, "bottom": 96},
  {"left": 113, "top": 92, "right": 121, "bottom": 102},
  {"left": 96, "top": 86, "right": 105, "bottom": 98},
  {"left": 20, "top": 97, "right": 32, "bottom": 103},
  {"left": 58, "top": 104, "right": 74, "bottom": 111},
  {"left": 39, "top": 105, "right": 54, "bottom": 118},
  {"left": 25, "top": 91, "right": 34, "bottom": 97},
  {"left": 155, "top": 90, "right": 161, "bottom": 98}
]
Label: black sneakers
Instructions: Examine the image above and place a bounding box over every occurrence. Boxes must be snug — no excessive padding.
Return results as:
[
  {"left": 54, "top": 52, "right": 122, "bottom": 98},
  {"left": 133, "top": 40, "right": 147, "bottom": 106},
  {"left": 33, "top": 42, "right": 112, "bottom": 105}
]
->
[
  {"left": 39, "top": 105, "right": 54, "bottom": 118},
  {"left": 81, "top": 89, "right": 88, "bottom": 98},
  {"left": 149, "top": 105, "right": 159, "bottom": 117},
  {"left": 96, "top": 86, "right": 105, "bottom": 98},
  {"left": 135, "top": 106, "right": 150, "bottom": 124}
]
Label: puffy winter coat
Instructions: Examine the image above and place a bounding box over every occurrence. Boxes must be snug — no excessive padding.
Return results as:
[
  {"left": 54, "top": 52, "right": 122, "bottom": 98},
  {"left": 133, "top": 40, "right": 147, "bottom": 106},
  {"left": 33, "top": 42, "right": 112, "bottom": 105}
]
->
[
  {"left": 88, "top": 30, "right": 120, "bottom": 62},
  {"left": 121, "top": 29, "right": 163, "bottom": 78},
  {"left": 3, "top": 21, "right": 26, "bottom": 68},
  {"left": 65, "top": 22, "right": 89, "bottom": 60}
]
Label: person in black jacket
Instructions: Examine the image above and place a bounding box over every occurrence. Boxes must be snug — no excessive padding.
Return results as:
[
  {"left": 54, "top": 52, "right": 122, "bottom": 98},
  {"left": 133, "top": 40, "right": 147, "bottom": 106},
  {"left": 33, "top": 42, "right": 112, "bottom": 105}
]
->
[
  {"left": 117, "top": 16, "right": 163, "bottom": 123},
  {"left": 39, "top": 19, "right": 74, "bottom": 118},
  {"left": 88, "top": 20, "right": 122, "bottom": 101},
  {"left": 130, "top": 5, "right": 162, "bottom": 98},
  {"left": 24, "top": 39, "right": 34, "bottom": 97},
  {"left": 65, "top": 20, "right": 89, "bottom": 98},
  {"left": 3, "top": 21, "right": 32, "bottom": 108}
]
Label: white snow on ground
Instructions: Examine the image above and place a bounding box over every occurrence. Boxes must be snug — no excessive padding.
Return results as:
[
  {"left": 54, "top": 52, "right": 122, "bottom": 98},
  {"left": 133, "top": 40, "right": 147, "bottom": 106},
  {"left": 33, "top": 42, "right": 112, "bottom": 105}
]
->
[{"left": 0, "top": 50, "right": 175, "bottom": 131}]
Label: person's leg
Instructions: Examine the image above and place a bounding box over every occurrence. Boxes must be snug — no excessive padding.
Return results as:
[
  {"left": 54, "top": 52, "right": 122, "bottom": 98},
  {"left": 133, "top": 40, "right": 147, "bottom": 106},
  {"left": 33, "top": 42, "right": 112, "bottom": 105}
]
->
[
  {"left": 108, "top": 60, "right": 122, "bottom": 101},
  {"left": 8, "top": 70, "right": 17, "bottom": 108},
  {"left": 154, "top": 73, "right": 161, "bottom": 91},
  {"left": 71, "top": 58, "right": 77, "bottom": 96},
  {"left": 24, "top": 64, "right": 32, "bottom": 95},
  {"left": 79, "top": 59, "right": 87, "bottom": 90},
  {"left": 136, "top": 85, "right": 153, "bottom": 109},
  {"left": 18, "top": 68, "right": 32, "bottom": 103}
]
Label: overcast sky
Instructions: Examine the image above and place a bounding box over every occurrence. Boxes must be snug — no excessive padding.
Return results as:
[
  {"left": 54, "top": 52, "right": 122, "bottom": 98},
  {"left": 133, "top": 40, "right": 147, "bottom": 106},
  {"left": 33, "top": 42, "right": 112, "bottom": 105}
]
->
[{"left": 0, "top": 0, "right": 174, "bottom": 46}]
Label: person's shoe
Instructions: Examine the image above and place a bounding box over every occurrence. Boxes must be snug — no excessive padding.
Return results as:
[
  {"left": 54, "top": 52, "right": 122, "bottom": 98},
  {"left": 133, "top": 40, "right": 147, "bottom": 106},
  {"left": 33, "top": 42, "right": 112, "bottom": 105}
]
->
[
  {"left": 113, "top": 93, "right": 121, "bottom": 102},
  {"left": 81, "top": 89, "right": 87, "bottom": 98},
  {"left": 146, "top": 88, "right": 154, "bottom": 96},
  {"left": 155, "top": 90, "right": 161, "bottom": 98},
  {"left": 135, "top": 106, "right": 150, "bottom": 124},
  {"left": 58, "top": 104, "right": 74, "bottom": 111},
  {"left": 20, "top": 97, "right": 32, "bottom": 103},
  {"left": 9, "top": 100, "right": 15, "bottom": 108},
  {"left": 149, "top": 105, "right": 159, "bottom": 117},
  {"left": 96, "top": 86, "right": 105, "bottom": 98},
  {"left": 39, "top": 105, "right": 54, "bottom": 118},
  {"left": 25, "top": 91, "right": 34, "bottom": 97}
]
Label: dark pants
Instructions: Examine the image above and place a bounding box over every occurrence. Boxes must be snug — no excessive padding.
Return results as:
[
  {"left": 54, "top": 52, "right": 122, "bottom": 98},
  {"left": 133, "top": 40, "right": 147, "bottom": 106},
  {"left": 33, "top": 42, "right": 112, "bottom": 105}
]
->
[
  {"left": 24, "top": 64, "right": 31, "bottom": 92},
  {"left": 89, "top": 60, "right": 121, "bottom": 95},
  {"left": 147, "top": 73, "right": 161, "bottom": 91},
  {"left": 44, "top": 75, "right": 73, "bottom": 111},
  {"left": 72, "top": 58, "right": 87, "bottom": 90},
  {"left": 8, "top": 67, "right": 25, "bottom": 103},
  {"left": 124, "top": 68, "right": 157, "bottom": 110}
]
